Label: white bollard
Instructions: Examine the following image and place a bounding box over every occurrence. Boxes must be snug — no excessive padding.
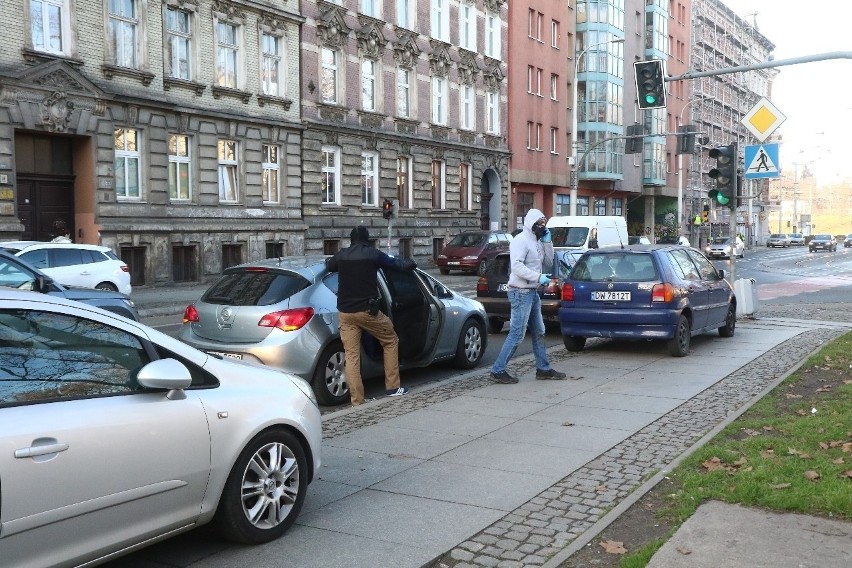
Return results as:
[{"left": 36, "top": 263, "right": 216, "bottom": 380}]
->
[{"left": 733, "top": 277, "right": 758, "bottom": 317}]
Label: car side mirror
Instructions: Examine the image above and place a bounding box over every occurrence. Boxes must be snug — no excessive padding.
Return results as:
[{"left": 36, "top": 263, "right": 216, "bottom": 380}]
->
[{"left": 717, "top": 269, "right": 726, "bottom": 279}]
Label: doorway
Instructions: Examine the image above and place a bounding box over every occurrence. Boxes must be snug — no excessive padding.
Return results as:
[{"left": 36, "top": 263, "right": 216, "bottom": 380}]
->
[{"left": 16, "top": 176, "right": 75, "bottom": 241}]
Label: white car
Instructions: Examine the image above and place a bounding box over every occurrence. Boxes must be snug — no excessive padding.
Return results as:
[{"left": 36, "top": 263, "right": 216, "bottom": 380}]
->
[
  {"left": 0, "top": 290, "right": 322, "bottom": 568},
  {"left": 705, "top": 236, "right": 745, "bottom": 259},
  {"left": 0, "top": 242, "right": 132, "bottom": 295}
]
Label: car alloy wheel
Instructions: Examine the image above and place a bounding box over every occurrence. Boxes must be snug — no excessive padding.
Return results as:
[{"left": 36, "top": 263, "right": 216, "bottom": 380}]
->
[
  {"left": 214, "top": 429, "right": 307, "bottom": 544},
  {"left": 454, "top": 318, "right": 485, "bottom": 368},
  {"left": 312, "top": 341, "right": 349, "bottom": 405},
  {"left": 667, "top": 314, "right": 691, "bottom": 357},
  {"left": 477, "top": 260, "right": 488, "bottom": 276}
]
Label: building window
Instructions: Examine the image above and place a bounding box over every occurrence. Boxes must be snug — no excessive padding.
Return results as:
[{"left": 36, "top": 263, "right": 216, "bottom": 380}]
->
[
  {"left": 550, "top": 127, "right": 558, "bottom": 154},
  {"left": 396, "top": 0, "right": 412, "bottom": 28},
  {"left": 262, "top": 144, "right": 280, "bottom": 204},
  {"left": 612, "top": 198, "right": 623, "bottom": 216},
  {"left": 261, "top": 33, "right": 282, "bottom": 96},
  {"left": 555, "top": 194, "right": 570, "bottom": 215},
  {"left": 486, "top": 91, "right": 499, "bottom": 134},
  {"left": 431, "top": 159, "right": 445, "bottom": 209},
  {"left": 527, "top": 8, "right": 534, "bottom": 38},
  {"left": 321, "top": 48, "right": 338, "bottom": 104},
  {"left": 577, "top": 196, "right": 590, "bottom": 216},
  {"left": 459, "top": 163, "right": 471, "bottom": 211},
  {"left": 114, "top": 128, "right": 140, "bottom": 200},
  {"left": 222, "top": 244, "right": 242, "bottom": 270},
  {"left": 526, "top": 121, "right": 534, "bottom": 150},
  {"left": 167, "top": 134, "right": 191, "bottom": 201},
  {"left": 485, "top": 11, "right": 501, "bottom": 59},
  {"left": 535, "top": 68, "right": 542, "bottom": 96},
  {"left": 527, "top": 65, "right": 534, "bottom": 94},
  {"left": 107, "top": 0, "right": 138, "bottom": 68},
  {"left": 551, "top": 20, "right": 559, "bottom": 48},
  {"left": 528, "top": 123, "right": 541, "bottom": 151},
  {"left": 359, "top": 0, "right": 379, "bottom": 18},
  {"left": 217, "top": 139, "right": 239, "bottom": 202},
  {"left": 431, "top": 76, "right": 448, "bottom": 125},
  {"left": 460, "top": 84, "right": 474, "bottom": 130},
  {"left": 321, "top": 146, "right": 340, "bottom": 205},
  {"left": 397, "top": 156, "right": 411, "bottom": 209},
  {"left": 172, "top": 244, "right": 198, "bottom": 282},
  {"left": 362, "top": 59, "right": 376, "bottom": 111},
  {"left": 215, "top": 22, "right": 239, "bottom": 88},
  {"left": 397, "top": 68, "right": 410, "bottom": 117},
  {"left": 165, "top": 7, "right": 192, "bottom": 80},
  {"left": 361, "top": 152, "right": 378, "bottom": 206},
  {"left": 323, "top": 240, "right": 340, "bottom": 255},
  {"left": 266, "top": 242, "right": 284, "bottom": 258},
  {"left": 516, "top": 192, "right": 534, "bottom": 229},
  {"left": 431, "top": 0, "right": 449, "bottom": 41},
  {"left": 31, "top": 0, "right": 70, "bottom": 54},
  {"left": 550, "top": 73, "right": 558, "bottom": 100},
  {"left": 594, "top": 198, "right": 607, "bottom": 216},
  {"left": 459, "top": 3, "right": 476, "bottom": 51}
]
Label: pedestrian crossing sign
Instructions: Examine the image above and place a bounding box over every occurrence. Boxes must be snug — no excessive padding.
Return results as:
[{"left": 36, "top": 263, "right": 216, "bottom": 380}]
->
[{"left": 744, "top": 143, "right": 780, "bottom": 179}]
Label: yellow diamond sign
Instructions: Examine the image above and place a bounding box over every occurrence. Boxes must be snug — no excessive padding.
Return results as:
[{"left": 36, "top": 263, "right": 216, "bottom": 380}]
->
[{"left": 741, "top": 97, "right": 786, "bottom": 142}]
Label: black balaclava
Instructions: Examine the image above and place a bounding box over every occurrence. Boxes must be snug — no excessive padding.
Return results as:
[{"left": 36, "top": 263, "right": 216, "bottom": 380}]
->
[{"left": 350, "top": 225, "right": 370, "bottom": 244}]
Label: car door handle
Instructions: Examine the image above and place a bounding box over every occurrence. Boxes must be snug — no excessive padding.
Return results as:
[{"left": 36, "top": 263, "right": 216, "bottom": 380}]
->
[{"left": 15, "top": 442, "right": 70, "bottom": 458}]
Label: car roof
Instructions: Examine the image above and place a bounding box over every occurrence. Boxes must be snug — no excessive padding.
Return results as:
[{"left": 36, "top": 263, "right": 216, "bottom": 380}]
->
[
  {"left": 225, "top": 255, "right": 330, "bottom": 274},
  {"left": 4, "top": 241, "right": 112, "bottom": 252}
]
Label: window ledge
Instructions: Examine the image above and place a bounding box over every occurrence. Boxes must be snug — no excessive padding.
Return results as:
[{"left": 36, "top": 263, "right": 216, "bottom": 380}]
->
[
  {"left": 163, "top": 77, "right": 206, "bottom": 95},
  {"left": 257, "top": 94, "right": 293, "bottom": 110},
  {"left": 102, "top": 64, "right": 155, "bottom": 86},
  {"left": 211, "top": 85, "right": 252, "bottom": 103},
  {"left": 22, "top": 48, "right": 83, "bottom": 66}
]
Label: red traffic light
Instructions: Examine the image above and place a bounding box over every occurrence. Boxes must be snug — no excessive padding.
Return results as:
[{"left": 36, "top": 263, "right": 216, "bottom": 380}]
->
[{"left": 382, "top": 199, "right": 393, "bottom": 220}]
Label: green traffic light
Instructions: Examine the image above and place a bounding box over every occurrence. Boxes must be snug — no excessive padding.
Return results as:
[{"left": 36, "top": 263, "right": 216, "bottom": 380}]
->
[
  {"left": 708, "top": 189, "right": 730, "bottom": 206},
  {"left": 644, "top": 94, "right": 657, "bottom": 104}
]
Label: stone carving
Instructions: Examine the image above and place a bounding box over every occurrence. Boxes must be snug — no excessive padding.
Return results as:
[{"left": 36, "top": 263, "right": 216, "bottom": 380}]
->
[
  {"left": 430, "top": 125, "right": 449, "bottom": 140},
  {"left": 316, "top": 3, "right": 350, "bottom": 48},
  {"left": 482, "top": 58, "right": 505, "bottom": 91},
  {"left": 457, "top": 49, "right": 479, "bottom": 85},
  {"left": 259, "top": 13, "right": 287, "bottom": 35},
  {"left": 356, "top": 17, "right": 386, "bottom": 59},
  {"left": 212, "top": 0, "right": 245, "bottom": 22},
  {"left": 483, "top": 0, "right": 506, "bottom": 13},
  {"left": 460, "top": 132, "right": 477, "bottom": 145},
  {"left": 392, "top": 30, "right": 420, "bottom": 69},
  {"left": 429, "top": 40, "right": 452, "bottom": 78},
  {"left": 319, "top": 105, "right": 345, "bottom": 123},
  {"left": 41, "top": 92, "right": 74, "bottom": 132}
]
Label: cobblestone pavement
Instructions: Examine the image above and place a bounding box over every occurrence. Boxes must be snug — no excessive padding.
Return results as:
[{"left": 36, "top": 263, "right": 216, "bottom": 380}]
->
[{"left": 320, "top": 306, "right": 852, "bottom": 568}]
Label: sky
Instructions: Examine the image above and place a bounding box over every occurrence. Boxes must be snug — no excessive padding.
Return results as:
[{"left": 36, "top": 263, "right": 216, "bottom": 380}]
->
[{"left": 720, "top": 0, "right": 852, "bottom": 182}]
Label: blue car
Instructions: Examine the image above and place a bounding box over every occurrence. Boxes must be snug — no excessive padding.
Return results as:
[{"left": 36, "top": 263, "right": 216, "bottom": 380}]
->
[{"left": 558, "top": 246, "right": 736, "bottom": 356}]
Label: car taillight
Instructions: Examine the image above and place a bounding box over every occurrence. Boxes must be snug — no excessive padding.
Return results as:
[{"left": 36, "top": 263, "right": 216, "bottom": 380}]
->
[
  {"left": 183, "top": 304, "right": 199, "bottom": 324},
  {"left": 561, "top": 282, "right": 574, "bottom": 301},
  {"left": 120, "top": 264, "right": 129, "bottom": 272},
  {"left": 476, "top": 277, "right": 489, "bottom": 295},
  {"left": 258, "top": 307, "right": 315, "bottom": 331},
  {"left": 651, "top": 283, "right": 674, "bottom": 302}
]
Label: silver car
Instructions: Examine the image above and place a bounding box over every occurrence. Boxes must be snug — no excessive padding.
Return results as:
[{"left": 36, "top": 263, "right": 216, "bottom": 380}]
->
[
  {"left": 706, "top": 236, "right": 744, "bottom": 259},
  {"left": 179, "top": 256, "right": 488, "bottom": 406},
  {"left": 0, "top": 290, "right": 321, "bottom": 568},
  {"left": 766, "top": 233, "right": 790, "bottom": 248}
]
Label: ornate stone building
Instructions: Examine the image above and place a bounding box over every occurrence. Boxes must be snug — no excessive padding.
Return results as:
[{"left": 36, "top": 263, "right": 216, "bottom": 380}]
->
[
  {"left": 300, "top": 0, "right": 510, "bottom": 259},
  {"left": 0, "top": 0, "right": 304, "bottom": 286}
]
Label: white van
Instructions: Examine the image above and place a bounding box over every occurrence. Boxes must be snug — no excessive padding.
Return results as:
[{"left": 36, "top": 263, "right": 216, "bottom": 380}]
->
[{"left": 546, "top": 216, "right": 628, "bottom": 251}]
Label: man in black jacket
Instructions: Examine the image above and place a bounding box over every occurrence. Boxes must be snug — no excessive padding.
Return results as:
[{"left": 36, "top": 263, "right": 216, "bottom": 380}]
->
[{"left": 326, "top": 225, "right": 417, "bottom": 405}]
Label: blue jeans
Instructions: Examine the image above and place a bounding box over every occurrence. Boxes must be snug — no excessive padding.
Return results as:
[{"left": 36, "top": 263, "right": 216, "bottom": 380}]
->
[{"left": 491, "top": 288, "right": 552, "bottom": 374}]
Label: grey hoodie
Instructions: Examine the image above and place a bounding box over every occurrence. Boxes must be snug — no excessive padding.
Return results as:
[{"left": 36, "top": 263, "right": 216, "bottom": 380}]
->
[{"left": 507, "top": 208, "right": 554, "bottom": 289}]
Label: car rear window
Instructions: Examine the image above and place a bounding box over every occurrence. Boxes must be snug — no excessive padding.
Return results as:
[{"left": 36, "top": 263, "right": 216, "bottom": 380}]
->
[
  {"left": 201, "top": 270, "right": 310, "bottom": 306},
  {"left": 572, "top": 253, "right": 657, "bottom": 282}
]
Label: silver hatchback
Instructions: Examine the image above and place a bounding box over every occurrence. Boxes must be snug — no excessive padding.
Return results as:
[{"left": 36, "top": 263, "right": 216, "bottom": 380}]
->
[{"left": 179, "top": 256, "right": 488, "bottom": 405}]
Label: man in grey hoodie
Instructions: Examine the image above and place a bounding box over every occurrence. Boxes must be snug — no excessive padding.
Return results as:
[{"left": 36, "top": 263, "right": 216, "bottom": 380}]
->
[{"left": 489, "top": 208, "right": 567, "bottom": 383}]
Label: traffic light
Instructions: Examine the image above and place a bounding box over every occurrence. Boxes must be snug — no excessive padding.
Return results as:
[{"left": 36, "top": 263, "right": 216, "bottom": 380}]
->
[
  {"left": 707, "top": 143, "right": 737, "bottom": 208},
  {"left": 676, "top": 125, "right": 696, "bottom": 155},
  {"left": 624, "top": 124, "right": 645, "bottom": 154},
  {"left": 382, "top": 198, "right": 393, "bottom": 220},
  {"left": 633, "top": 60, "right": 667, "bottom": 110},
  {"left": 702, "top": 205, "right": 709, "bottom": 224}
]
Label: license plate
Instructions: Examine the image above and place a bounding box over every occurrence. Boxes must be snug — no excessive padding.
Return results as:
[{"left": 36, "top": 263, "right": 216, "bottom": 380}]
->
[
  {"left": 592, "top": 291, "right": 631, "bottom": 301},
  {"left": 208, "top": 351, "right": 242, "bottom": 360},
  {"left": 448, "top": 261, "right": 460, "bottom": 265},
  {"left": 497, "top": 283, "right": 509, "bottom": 292}
]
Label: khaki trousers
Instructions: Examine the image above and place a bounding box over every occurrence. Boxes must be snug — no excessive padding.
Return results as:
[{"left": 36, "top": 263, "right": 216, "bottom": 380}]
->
[{"left": 338, "top": 310, "right": 401, "bottom": 405}]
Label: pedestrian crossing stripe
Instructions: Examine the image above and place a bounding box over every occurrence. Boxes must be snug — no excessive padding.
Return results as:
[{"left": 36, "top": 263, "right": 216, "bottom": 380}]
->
[{"left": 744, "top": 143, "right": 780, "bottom": 179}]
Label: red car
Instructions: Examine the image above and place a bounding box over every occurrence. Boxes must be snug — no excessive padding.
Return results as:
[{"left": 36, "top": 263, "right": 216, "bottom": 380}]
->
[{"left": 436, "top": 231, "right": 512, "bottom": 275}]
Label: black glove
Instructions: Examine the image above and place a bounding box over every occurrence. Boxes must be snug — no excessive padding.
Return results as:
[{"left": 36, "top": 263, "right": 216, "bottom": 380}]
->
[{"left": 397, "top": 259, "right": 417, "bottom": 272}]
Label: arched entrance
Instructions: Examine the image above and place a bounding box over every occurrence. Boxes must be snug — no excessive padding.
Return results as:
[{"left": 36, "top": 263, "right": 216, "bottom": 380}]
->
[{"left": 480, "top": 168, "right": 502, "bottom": 231}]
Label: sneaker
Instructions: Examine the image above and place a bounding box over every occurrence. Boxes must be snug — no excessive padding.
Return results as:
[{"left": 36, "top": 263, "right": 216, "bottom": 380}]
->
[
  {"left": 536, "top": 368, "right": 567, "bottom": 380},
  {"left": 489, "top": 371, "right": 519, "bottom": 384},
  {"left": 386, "top": 387, "right": 409, "bottom": 397}
]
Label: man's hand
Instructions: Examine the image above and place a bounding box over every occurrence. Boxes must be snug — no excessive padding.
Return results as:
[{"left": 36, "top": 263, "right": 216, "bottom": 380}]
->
[
  {"left": 538, "top": 273, "right": 551, "bottom": 285},
  {"left": 541, "top": 228, "right": 552, "bottom": 243}
]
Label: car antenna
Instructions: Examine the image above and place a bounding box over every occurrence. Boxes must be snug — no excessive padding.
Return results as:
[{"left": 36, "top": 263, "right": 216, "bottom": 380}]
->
[{"left": 617, "top": 229, "right": 625, "bottom": 249}]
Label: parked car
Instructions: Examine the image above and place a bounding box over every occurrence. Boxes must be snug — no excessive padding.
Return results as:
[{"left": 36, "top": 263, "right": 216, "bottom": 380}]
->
[
  {"left": 435, "top": 230, "right": 512, "bottom": 275},
  {"left": 179, "top": 256, "right": 487, "bottom": 405},
  {"left": 0, "top": 290, "right": 321, "bottom": 568},
  {"left": 628, "top": 235, "right": 652, "bottom": 245},
  {"left": 558, "top": 246, "right": 736, "bottom": 357},
  {"left": 844, "top": 234, "right": 852, "bottom": 248},
  {"left": 766, "top": 233, "right": 791, "bottom": 248},
  {"left": 476, "top": 250, "right": 583, "bottom": 333},
  {"left": 705, "top": 236, "right": 744, "bottom": 259},
  {"left": 808, "top": 234, "right": 837, "bottom": 252},
  {"left": 788, "top": 233, "right": 805, "bottom": 246},
  {"left": 0, "top": 241, "right": 131, "bottom": 294},
  {"left": 0, "top": 249, "right": 139, "bottom": 320}
]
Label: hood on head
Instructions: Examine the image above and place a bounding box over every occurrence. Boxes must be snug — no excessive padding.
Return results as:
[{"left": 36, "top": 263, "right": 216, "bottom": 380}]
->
[{"left": 523, "top": 209, "right": 546, "bottom": 232}]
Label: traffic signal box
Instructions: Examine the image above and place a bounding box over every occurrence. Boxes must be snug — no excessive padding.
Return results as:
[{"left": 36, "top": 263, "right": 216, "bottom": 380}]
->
[
  {"left": 382, "top": 198, "right": 394, "bottom": 220},
  {"left": 702, "top": 206, "right": 709, "bottom": 224},
  {"left": 633, "top": 60, "right": 667, "bottom": 110},
  {"left": 707, "top": 143, "right": 737, "bottom": 208}
]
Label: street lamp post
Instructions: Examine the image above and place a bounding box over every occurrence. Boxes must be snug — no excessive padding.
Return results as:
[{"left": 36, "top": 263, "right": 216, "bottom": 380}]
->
[{"left": 570, "top": 37, "right": 624, "bottom": 216}]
